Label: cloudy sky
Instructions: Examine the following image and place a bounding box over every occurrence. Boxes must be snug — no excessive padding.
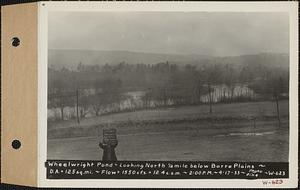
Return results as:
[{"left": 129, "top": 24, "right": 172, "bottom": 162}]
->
[{"left": 48, "top": 12, "right": 289, "bottom": 56}]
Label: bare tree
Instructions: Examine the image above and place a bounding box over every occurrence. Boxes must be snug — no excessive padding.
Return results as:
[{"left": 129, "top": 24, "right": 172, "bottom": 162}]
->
[
  {"left": 249, "top": 73, "right": 288, "bottom": 127},
  {"left": 204, "top": 64, "right": 221, "bottom": 114}
]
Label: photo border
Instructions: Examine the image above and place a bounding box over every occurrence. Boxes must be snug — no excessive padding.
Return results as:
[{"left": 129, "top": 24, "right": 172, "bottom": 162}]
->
[{"left": 37, "top": 1, "right": 298, "bottom": 188}]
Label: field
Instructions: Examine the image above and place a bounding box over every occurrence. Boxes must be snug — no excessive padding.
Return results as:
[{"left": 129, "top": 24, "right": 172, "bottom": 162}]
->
[{"left": 48, "top": 100, "right": 289, "bottom": 162}]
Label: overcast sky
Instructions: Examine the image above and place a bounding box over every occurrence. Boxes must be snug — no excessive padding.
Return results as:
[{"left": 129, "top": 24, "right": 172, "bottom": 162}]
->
[{"left": 48, "top": 12, "right": 289, "bottom": 56}]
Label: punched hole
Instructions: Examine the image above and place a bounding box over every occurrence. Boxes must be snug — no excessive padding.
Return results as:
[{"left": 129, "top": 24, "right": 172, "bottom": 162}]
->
[
  {"left": 12, "top": 139, "right": 21, "bottom": 149},
  {"left": 11, "top": 37, "right": 20, "bottom": 47}
]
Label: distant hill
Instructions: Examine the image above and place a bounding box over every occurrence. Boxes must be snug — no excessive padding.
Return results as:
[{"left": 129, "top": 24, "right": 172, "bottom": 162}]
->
[
  {"left": 205, "top": 53, "right": 289, "bottom": 70},
  {"left": 48, "top": 49, "right": 212, "bottom": 70},
  {"left": 48, "top": 49, "right": 289, "bottom": 70}
]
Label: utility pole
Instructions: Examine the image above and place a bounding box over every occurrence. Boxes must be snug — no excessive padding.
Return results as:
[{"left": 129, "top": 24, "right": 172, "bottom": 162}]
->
[
  {"left": 275, "top": 94, "right": 281, "bottom": 127},
  {"left": 76, "top": 89, "right": 80, "bottom": 124}
]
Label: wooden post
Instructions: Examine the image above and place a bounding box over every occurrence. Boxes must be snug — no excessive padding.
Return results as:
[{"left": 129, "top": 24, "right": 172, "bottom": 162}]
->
[
  {"left": 253, "top": 117, "right": 256, "bottom": 132},
  {"left": 76, "top": 89, "right": 80, "bottom": 124},
  {"left": 209, "top": 88, "right": 213, "bottom": 114},
  {"left": 275, "top": 95, "right": 281, "bottom": 127}
]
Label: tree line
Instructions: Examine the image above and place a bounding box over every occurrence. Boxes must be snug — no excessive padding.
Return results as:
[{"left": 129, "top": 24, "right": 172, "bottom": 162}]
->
[{"left": 48, "top": 61, "right": 289, "bottom": 124}]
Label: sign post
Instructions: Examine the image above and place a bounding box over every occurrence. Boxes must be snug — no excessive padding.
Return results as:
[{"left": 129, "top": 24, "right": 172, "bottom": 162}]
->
[{"left": 99, "top": 128, "right": 118, "bottom": 161}]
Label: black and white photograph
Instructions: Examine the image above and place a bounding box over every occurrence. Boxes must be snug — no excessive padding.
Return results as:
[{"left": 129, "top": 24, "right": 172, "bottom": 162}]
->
[
  {"left": 47, "top": 9, "right": 289, "bottom": 167},
  {"left": 47, "top": 11, "right": 290, "bottom": 163}
]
